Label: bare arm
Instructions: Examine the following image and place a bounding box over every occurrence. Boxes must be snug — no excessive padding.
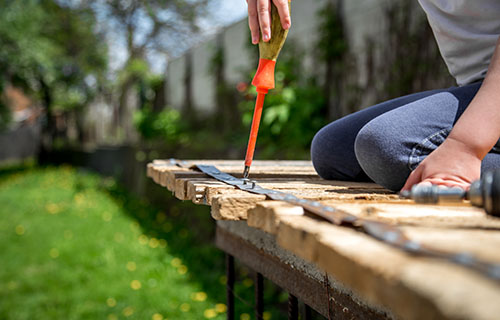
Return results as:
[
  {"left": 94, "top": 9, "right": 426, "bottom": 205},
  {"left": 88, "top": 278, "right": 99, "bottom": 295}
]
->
[
  {"left": 247, "top": 0, "right": 291, "bottom": 44},
  {"left": 402, "top": 36, "right": 500, "bottom": 191}
]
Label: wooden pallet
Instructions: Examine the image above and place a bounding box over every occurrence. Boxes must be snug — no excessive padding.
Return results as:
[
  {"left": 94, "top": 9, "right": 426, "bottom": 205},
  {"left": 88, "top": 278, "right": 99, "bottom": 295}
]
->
[{"left": 148, "top": 160, "right": 500, "bottom": 320}]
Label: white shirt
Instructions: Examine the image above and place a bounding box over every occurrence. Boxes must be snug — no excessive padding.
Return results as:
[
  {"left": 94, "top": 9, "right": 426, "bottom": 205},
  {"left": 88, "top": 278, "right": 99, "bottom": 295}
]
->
[{"left": 418, "top": 0, "right": 500, "bottom": 85}]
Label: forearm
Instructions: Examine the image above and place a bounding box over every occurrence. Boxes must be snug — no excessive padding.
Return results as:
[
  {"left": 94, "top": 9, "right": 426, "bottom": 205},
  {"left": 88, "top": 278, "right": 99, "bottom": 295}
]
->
[{"left": 447, "top": 36, "right": 500, "bottom": 159}]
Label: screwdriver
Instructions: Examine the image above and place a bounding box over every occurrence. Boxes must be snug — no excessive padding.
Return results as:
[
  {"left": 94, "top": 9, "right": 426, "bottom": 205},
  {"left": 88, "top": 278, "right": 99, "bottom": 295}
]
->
[
  {"left": 243, "top": 1, "right": 291, "bottom": 179},
  {"left": 400, "top": 169, "right": 500, "bottom": 216}
]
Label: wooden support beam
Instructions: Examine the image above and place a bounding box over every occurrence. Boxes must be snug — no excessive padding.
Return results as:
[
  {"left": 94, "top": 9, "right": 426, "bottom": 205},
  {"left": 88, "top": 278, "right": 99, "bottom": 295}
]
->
[
  {"left": 275, "top": 215, "right": 500, "bottom": 320},
  {"left": 216, "top": 222, "right": 392, "bottom": 319}
]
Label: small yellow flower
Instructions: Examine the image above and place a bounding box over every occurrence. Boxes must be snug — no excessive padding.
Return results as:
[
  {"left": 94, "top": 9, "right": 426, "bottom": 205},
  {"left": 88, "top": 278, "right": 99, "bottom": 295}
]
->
[
  {"left": 180, "top": 303, "right": 190, "bottom": 312},
  {"left": 15, "top": 225, "right": 25, "bottom": 235},
  {"left": 130, "top": 280, "right": 141, "bottom": 290},
  {"left": 46, "top": 203, "right": 60, "bottom": 214},
  {"left": 149, "top": 238, "right": 159, "bottom": 248},
  {"left": 177, "top": 265, "right": 188, "bottom": 275},
  {"left": 123, "top": 306, "right": 134, "bottom": 317},
  {"left": 240, "top": 313, "right": 250, "bottom": 320},
  {"left": 215, "top": 303, "right": 227, "bottom": 313},
  {"left": 107, "top": 313, "right": 118, "bottom": 320},
  {"left": 152, "top": 313, "right": 163, "bottom": 320},
  {"left": 243, "top": 278, "right": 253, "bottom": 287},
  {"left": 192, "top": 292, "right": 207, "bottom": 302},
  {"left": 171, "top": 258, "right": 182, "bottom": 267},
  {"left": 49, "top": 248, "right": 59, "bottom": 258},
  {"left": 126, "top": 261, "right": 137, "bottom": 272},
  {"left": 138, "top": 234, "right": 148, "bottom": 245},
  {"left": 102, "top": 211, "right": 112, "bottom": 222},
  {"left": 74, "top": 193, "right": 84, "bottom": 204},
  {"left": 263, "top": 311, "right": 272, "bottom": 320},
  {"left": 204, "top": 309, "right": 217, "bottom": 318},
  {"left": 106, "top": 298, "right": 117, "bottom": 307},
  {"left": 130, "top": 221, "right": 140, "bottom": 231}
]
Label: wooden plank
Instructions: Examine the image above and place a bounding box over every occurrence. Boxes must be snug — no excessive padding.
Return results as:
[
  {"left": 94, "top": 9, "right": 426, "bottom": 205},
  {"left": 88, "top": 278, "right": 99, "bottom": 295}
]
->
[
  {"left": 147, "top": 159, "right": 500, "bottom": 320},
  {"left": 174, "top": 178, "right": 193, "bottom": 200},
  {"left": 186, "top": 178, "right": 392, "bottom": 205},
  {"left": 276, "top": 215, "right": 500, "bottom": 320},
  {"left": 211, "top": 193, "right": 266, "bottom": 220},
  {"left": 147, "top": 160, "right": 322, "bottom": 192},
  {"left": 207, "top": 187, "right": 401, "bottom": 220},
  {"left": 401, "top": 227, "right": 500, "bottom": 263},
  {"left": 247, "top": 201, "right": 304, "bottom": 234},
  {"left": 323, "top": 201, "right": 500, "bottom": 229},
  {"left": 185, "top": 179, "right": 228, "bottom": 205}
]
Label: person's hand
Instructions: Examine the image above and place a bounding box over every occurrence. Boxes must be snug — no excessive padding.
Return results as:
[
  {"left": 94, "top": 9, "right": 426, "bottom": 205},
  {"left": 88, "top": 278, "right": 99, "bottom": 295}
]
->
[
  {"left": 401, "top": 137, "right": 482, "bottom": 191},
  {"left": 247, "top": 0, "right": 291, "bottom": 44}
]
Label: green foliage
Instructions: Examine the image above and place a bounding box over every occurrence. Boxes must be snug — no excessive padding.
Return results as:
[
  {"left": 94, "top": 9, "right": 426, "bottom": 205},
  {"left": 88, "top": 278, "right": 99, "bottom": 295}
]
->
[
  {"left": 238, "top": 45, "right": 327, "bottom": 159},
  {"left": 0, "top": 165, "right": 288, "bottom": 319},
  {"left": 133, "top": 107, "right": 187, "bottom": 143},
  {"left": 0, "top": 0, "right": 107, "bottom": 128},
  {"left": 0, "top": 166, "right": 224, "bottom": 319}
]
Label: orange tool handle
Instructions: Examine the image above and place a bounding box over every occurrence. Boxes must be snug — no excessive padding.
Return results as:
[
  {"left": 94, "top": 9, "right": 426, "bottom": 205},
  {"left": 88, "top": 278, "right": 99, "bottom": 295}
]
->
[
  {"left": 252, "top": 59, "right": 276, "bottom": 90},
  {"left": 244, "top": 89, "right": 268, "bottom": 167}
]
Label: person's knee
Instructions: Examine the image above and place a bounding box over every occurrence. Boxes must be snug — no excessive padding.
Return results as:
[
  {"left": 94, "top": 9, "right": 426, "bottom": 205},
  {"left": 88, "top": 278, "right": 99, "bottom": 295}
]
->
[
  {"left": 354, "top": 119, "right": 409, "bottom": 191},
  {"left": 311, "top": 123, "right": 359, "bottom": 180},
  {"left": 310, "top": 127, "right": 337, "bottom": 179}
]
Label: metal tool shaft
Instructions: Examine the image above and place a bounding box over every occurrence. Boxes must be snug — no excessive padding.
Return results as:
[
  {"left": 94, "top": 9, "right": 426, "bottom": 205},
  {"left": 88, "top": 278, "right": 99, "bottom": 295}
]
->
[
  {"left": 400, "top": 185, "right": 466, "bottom": 204},
  {"left": 243, "top": 91, "right": 266, "bottom": 179},
  {"left": 400, "top": 170, "right": 500, "bottom": 216}
]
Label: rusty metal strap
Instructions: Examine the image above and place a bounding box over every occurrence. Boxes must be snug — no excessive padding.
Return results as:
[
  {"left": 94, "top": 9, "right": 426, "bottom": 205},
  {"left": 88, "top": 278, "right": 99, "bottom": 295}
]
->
[{"left": 169, "top": 160, "right": 500, "bottom": 281}]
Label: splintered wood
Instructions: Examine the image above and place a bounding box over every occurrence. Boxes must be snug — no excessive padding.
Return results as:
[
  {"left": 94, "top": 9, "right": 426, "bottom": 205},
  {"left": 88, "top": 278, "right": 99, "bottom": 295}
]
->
[{"left": 148, "top": 160, "right": 500, "bottom": 320}]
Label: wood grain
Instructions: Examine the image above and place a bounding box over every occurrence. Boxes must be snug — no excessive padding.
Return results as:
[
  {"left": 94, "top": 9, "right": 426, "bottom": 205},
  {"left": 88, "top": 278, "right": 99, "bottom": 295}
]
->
[{"left": 147, "top": 159, "right": 500, "bottom": 319}]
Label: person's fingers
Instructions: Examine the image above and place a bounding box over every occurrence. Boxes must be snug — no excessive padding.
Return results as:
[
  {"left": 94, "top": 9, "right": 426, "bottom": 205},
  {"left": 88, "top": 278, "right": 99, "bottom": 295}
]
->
[
  {"left": 257, "top": 0, "right": 271, "bottom": 42},
  {"left": 419, "top": 177, "right": 470, "bottom": 190},
  {"left": 273, "top": 0, "right": 291, "bottom": 29},
  {"left": 401, "top": 168, "right": 422, "bottom": 192},
  {"left": 247, "top": 0, "right": 260, "bottom": 44}
]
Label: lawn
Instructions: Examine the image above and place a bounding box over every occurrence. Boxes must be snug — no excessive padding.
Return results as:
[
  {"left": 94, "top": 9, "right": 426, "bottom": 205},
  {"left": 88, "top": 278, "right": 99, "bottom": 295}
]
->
[{"left": 0, "top": 165, "right": 283, "bottom": 320}]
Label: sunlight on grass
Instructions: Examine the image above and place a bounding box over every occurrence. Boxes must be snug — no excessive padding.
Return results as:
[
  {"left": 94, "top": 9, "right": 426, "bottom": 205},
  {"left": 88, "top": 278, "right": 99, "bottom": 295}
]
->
[{"left": 0, "top": 166, "right": 229, "bottom": 319}]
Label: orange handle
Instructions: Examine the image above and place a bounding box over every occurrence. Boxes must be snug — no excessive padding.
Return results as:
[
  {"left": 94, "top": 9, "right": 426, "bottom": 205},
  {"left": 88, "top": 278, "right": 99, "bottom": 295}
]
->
[
  {"left": 252, "top": 59, "right": 276, "bottom": 90},
  {"left": 244, "top": 91, "right": 267, "bottom": 167}
]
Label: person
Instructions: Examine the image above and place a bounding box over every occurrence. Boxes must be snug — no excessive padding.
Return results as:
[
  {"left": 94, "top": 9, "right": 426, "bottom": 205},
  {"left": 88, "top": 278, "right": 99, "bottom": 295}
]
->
[{"left": 246, "top": 0, "right": 500, "bottom": 192}]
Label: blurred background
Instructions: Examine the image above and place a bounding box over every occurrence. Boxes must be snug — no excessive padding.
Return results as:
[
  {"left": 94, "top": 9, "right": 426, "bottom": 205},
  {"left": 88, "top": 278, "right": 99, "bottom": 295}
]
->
[{"left": 0, "top": 0, "right": 454, "bottom": 319}]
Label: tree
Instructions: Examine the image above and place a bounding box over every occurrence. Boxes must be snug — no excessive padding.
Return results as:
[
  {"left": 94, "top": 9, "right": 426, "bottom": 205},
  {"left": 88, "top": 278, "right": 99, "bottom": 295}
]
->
[
  {"left": 0, "top": 0, "right": 108, "bottom": 144},
  {"left": 91, "top": 0, "right": 209, "bottom": 141}
]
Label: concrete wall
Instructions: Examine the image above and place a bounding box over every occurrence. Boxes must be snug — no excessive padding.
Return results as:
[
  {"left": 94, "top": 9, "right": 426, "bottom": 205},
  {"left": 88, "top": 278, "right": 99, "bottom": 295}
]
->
[
  {"left": 167, "top": 55, "right": 186, "bottom": 111},
  {"left": 191, "top": 41, "right": 217, "bottom": 115}
]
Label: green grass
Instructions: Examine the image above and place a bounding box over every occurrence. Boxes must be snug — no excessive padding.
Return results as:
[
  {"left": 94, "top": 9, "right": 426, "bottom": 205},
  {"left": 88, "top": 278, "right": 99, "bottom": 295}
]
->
[{"left": 0, "top": 165, "right": 287, "bottom": 320}]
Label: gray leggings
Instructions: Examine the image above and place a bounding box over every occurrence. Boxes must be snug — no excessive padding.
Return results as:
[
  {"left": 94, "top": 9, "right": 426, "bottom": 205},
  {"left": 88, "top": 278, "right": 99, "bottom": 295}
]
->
[{"left": 310, "top": 81, "right": 500, "bottom": 191}]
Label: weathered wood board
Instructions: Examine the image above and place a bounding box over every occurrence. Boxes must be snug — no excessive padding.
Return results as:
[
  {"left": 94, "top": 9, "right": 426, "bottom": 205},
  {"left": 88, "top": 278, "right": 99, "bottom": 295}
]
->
[{"left": 148, "top": 160, "right": 500, "bottom": 320}]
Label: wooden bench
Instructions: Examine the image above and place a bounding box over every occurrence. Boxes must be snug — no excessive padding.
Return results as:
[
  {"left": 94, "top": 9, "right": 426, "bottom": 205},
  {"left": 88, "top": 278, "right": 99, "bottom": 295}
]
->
[{"left": 147, "top": 160, "right": 500, "bottom": 320}]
